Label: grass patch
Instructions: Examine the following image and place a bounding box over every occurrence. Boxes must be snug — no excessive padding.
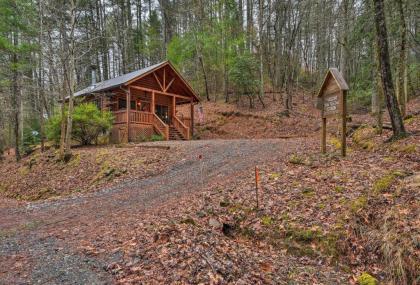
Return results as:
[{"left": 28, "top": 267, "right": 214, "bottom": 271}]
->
[
  {"left": 329, "top": 137, "right": 342, "bottom": 150},
  {"left": 349, "top": 195, "right": 368, "bottom": 213},
  {"left": 18, "top": 166, "right": 30, "bottom": 176},
  {"left": 285, "top": 226, "right": 321, "bottom": 243},
  {"left": 353, "top": 126, "right": 377, "bottom": 151},
  {"left": 219, "top": 200, "right": 230, "bottom": 207},
  {"left": 398, "top": 144, "right": 417, "bottom": 154},
  {"left": 334, "top": 186, "right": 345, "bottom": 193},
  {"left": 282, "top": 225, "right": 343, "bottom": 257},
  {"left": 0, "top": 183, "right": 7, "bottom": 194},
  {"left": 28, "top": 187, "right": 57, "bottom": 200},
  {"left": 403, "top": 114, "right": 415, "bottom": 124},
  {"left": 180, "top": 217, "right": 196, "bottom": 226},
  {"left": 357, "top": 272, "right": 378, "bottom": 285},
  {"left": 372, "top": 170, "right": 407, "bottom": 194},
  {"left": 301, "top": 187, "right": 315, "bottom": 197},
  {"left": 269, "top": 172, "right": 280, "bottom": 180},
  {"left": 289, "top": 153, "right": 311, "bottom": 165},
  {"left": 261, "top": 216, "right": 273, "bottom": 226},
  {"left": 68, "top": 153, "right": 81, "bottom": 167}
]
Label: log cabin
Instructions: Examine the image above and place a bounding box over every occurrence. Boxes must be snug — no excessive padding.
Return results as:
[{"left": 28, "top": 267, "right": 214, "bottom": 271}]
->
[{"left": 72, "top": 61, "right": 200, "bottom": 143}]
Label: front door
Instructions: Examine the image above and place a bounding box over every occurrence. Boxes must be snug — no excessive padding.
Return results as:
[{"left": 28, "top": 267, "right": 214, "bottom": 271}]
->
[{"left": 155, "top": 105, "right": 170, "bottom": 124}]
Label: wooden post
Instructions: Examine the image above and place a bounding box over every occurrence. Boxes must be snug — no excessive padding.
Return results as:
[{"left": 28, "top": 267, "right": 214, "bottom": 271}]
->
[
  {"left": 163, "top": 67, "right": 166, "bottom": 89},
  {"left": 341, "top": 90, "right": 347, "bottom": 157},
  {"left": 126, "top": 87, "right": 131, "bottom": 142},
  {"left": 172, "top": 96, "right": 176, "bottom": 124},
  {"left": 151, "top": 91, "right": 155, "bottom": 114},
  {"left": 255, "top": 166, "right": 259, "bottom": 209},
  {"left": 190, "top": 100, "right": 194, "bottom": 139},
  {"left": 321, "top": 117, "right": 327, "bottom": 153}
]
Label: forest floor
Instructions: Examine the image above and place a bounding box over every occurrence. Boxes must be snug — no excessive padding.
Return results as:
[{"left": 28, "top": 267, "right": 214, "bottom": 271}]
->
[
  {"left": 190, "top": 89, "right": 379, "bottom": 140},
  {"left": 0, "top": 96, "right": 419, "bottom": 284}
]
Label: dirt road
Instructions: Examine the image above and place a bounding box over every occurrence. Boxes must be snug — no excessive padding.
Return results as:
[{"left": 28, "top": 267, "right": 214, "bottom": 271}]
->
[{"left": 0, "top": 139, "right": 307, "bottom": 284}]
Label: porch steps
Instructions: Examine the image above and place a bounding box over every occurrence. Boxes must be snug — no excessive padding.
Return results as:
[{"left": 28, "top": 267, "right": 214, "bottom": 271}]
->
[{"left": 169, "top": 126, "right": 186, "bottom": 141}]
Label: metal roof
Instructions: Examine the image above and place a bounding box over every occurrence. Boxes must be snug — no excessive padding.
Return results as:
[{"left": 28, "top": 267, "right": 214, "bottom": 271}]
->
[{"left": 73, "top": 61, "right": 167, "bottom": 97}]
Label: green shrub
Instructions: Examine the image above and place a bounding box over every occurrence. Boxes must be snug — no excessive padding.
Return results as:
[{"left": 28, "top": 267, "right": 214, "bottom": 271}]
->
[
  {"left": 22, "top": 126, "right": 41, "bottom": 154},
  {"left": 46, "top": 103, "right": 113, "bottom": 145},
  {"left": 72, "top": 103, "right": 113, "bottom": 145},
  {"left": 150, "top": 134, "right": 164, "bottom": 141},
  {"left": 348, "top": 89, "right": 371, "bottom": 112},
  {"left": 46, "top": 112, "right": 63, "bottom": 145}
]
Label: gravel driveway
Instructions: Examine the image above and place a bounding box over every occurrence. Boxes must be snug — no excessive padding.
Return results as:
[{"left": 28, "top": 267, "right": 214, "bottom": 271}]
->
[{"left": 0, "top": 139, "right": 305, "bottom": 284}]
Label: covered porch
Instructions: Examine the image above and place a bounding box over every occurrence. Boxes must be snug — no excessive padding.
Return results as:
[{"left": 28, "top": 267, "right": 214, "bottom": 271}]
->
[{"left": 106, "top": 86, "right": 194, "bottom": 142}]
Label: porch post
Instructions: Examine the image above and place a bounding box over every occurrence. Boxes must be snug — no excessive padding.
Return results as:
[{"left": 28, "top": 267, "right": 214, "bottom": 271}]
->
[
  {"left": 172, "top": 96, "right": 176, "bottom": 124},
  {"left": 151, "top": 91, "right": 155, "bottom": 114},
  {"left": 190, "top": 99, "right": 194, "bottom": 139},
  {"left": 126, "top": 87, "right": 131, "bottom": 142}
]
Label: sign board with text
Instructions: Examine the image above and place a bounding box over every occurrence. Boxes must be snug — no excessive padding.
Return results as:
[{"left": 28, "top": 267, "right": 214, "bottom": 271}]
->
[{"left": 317, "top": 68, "right": 349, "bottom": 156}]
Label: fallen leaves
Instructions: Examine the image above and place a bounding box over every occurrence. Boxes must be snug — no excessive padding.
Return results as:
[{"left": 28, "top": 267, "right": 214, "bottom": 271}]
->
[{"left": 0, "top": 144, "right": 180, "bottom": 201}]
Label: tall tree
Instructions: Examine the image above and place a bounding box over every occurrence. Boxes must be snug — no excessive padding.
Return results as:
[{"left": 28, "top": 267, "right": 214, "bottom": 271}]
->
[
  {"left": 0, "top": 0, "right": 37, "bottom": 161},
  {"left": 396, "top": 0, "right": 407, "bottom": 117},
  {"left": 372, "top": 0, "right": 406, "bottom": 138}
]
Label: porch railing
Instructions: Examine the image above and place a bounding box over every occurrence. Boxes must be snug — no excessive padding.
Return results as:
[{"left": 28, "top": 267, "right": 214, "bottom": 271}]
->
[
  {"left": 113, "top": 110, "right": 183, "bottom": 140},
  {"left": 152, "top": 114, "right": 169, "bottom": 140},
  {"left": 113, "top": 110, "right": 127, "bottom": 124},
  {"left": 173, "top": 116, "right": 190, "bottom": 140},
  {"left": 130, "top": 111, "right": 153, "bottom": 124},
  {"left": 179, "top": 117, "right": 191, "bottom": 128},
  {"left": 113, "top": 110, "right": 153, "bottom": 124}
]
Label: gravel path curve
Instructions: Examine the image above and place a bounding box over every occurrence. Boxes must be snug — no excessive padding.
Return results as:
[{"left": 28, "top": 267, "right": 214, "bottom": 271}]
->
[{"left": 0, "top": 139, "right": 305, "bottom": 284}]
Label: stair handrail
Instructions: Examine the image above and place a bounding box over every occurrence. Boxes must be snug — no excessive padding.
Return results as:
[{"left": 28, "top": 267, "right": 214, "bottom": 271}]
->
[
  {"left": 152, "top": 113, "right": 169, "bottom": 140},
  {"left": 172, "top": 115, "right": 190, "bottom": 140}
]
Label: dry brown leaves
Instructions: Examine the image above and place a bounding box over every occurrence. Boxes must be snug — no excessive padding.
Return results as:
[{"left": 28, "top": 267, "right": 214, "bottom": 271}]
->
[{"left": 0, "top": 144, "right": 181, "bottom": 201}]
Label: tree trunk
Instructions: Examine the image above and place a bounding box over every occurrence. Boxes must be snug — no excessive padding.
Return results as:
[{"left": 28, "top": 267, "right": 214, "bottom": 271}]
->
[
  {"left": 372, "top": 0, "right": 406, "bottom": 138},
  {"left": 38, "top": 0, "right": 45, "bottom": 152},
  {"left": 340, "top": 0, "right": 349, "bottom": 81},
  {"left": 396, "top": 0, "right": 407, "bottom": 117},
  {"left": 12, "top": 31, "right": 21, "bottom": 162},
  {"left": 372, "top": 62, "right": 383, "bottom": 134},
  {"left": 258, "top": 0, "right": 265, "bottom": 108},
  {"left": 199, "top": 56, "right": 210, "bottom": 101},
  {"left": 246, "top": 0, "right": 253, "bottom": 51},
  {"left": 63, "top": 0, "right": 77, "bottom": 160}
]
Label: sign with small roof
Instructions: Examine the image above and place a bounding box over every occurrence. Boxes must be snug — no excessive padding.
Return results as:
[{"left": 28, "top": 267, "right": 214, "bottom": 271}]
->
[{"left": 317, "top": 68, "right": 349, "bottom": 157}]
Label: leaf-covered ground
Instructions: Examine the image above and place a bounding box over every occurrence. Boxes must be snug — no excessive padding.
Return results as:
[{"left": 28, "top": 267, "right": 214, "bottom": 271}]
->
[
  {"left": 0, "top": 97, "right": 419, "bottom": 284},
  {"left": 0, "top": 144, "right": 180, "bottom": 201},
  {"left": 98, "top": 118, "right": 419, "bottom": 284}
]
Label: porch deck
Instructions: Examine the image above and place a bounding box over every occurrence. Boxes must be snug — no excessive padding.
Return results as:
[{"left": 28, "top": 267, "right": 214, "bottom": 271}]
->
[{"left": 112, "top": 110, "right": 191, "bottom": 140}]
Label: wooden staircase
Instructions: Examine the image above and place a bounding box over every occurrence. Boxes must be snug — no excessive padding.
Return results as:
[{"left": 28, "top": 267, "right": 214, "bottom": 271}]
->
[{"left": 169, "top": 126, "right": 186, "bottom": 140}]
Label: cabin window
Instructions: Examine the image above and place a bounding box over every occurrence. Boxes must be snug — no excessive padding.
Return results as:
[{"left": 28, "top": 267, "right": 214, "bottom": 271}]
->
[
  {"left": 118, "top": 98, "right": 126, "bottom": 110},
  {"left": 130, "top": 100, "right": 136, "bottom": 110},
  {"left": 141, "top": 102, "right": 150, "bottom": 112}
]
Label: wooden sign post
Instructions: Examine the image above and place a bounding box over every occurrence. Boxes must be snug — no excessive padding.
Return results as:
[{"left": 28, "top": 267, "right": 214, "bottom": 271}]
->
[
  {"left": 255, "top": 166, "right": 260, "bottom": 210},
  {"left": 317, "top": 68, "right": 349, "bottom": 157}
]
